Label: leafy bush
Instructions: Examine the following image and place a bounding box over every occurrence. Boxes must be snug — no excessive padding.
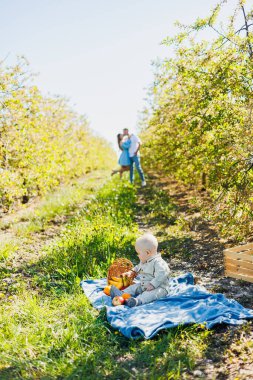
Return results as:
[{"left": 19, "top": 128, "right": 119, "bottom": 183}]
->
[
  {"left": 0, "top": 58, "right": 115, "bottom": 210},
  {"left": 140, "top": 1, "right": 253, "bottom": 238}
]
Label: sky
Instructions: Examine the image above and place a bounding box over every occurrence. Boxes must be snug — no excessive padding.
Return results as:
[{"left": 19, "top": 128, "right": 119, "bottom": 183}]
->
[{"left": 1, "top": 0, "right": 238, "bottom": 151}]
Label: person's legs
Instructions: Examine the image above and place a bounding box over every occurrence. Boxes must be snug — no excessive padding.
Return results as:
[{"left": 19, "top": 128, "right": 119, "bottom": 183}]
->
[
  {"left": 112, "top": 166, "right": 130, "bottom": 178},
  {"left": 137, "top": 287, "right": 167, "bottom": 305},
  {"left": 125, "top": 287, "right": 167, "bottom": 308},
  {"left": 110, "top": 286, "right": 123, "bottom": 298},
  {"left": 123, "top": 283, "right": 142, "bottom": 296},
  {"left": 110, "top": 283, "right": 142, "bottom": 299},
  {"left": 129, "top": 157, "right": 134, "bottom": 183},
  {"left": 120, "top": 166, "right": 130, "bottom": 177},
  {"left": 111, "top": 169, "right": 119, "bottom": 176},
  {"left": 132, "top": 156, "right": 145, "bottom": 182}
]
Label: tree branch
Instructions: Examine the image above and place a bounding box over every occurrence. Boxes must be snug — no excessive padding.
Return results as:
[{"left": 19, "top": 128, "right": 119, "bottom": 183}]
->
[{"left": 241, "top": 5, "right": 253, "bottom": 58}]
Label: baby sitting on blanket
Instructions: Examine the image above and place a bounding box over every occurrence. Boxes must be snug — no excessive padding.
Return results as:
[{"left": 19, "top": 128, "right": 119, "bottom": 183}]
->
[{"left": 110, "top": 233, "right": 171, "bottom": 307}]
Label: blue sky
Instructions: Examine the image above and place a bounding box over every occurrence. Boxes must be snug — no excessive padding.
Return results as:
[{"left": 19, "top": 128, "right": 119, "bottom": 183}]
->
[{"left": 1, "top": 0, "right": 237, "bottom": 151}]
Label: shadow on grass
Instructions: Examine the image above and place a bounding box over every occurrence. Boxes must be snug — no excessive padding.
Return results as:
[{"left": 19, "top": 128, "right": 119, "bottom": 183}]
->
[
  {"left": 0, "top": 324, "right": 200, "bottom": 380},
  {"left": 1, "top": 316, "right": 251, "bottom": 380},
  {"left": 64, "top": 322, "right": 208, "bottom": 380},
  {"left": 194, "top": 321, "right": 253, "bottom": 379}
]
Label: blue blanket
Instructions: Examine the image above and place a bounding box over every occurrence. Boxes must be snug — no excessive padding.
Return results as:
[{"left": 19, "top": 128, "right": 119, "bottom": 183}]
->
[{"left": 81, "top": 273, "right": 253, "bottom": 339}]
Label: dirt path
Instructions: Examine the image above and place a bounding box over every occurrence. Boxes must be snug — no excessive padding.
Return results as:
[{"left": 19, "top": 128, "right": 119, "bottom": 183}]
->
[{"left": 135, "top": 174, "right": 253, "bottom": 380}]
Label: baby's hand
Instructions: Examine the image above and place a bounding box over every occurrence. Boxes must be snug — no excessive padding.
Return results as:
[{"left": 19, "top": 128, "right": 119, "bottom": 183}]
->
[
  {"left": 146, "top": 283, "right": 155, "bottom": 291},
  {"left": 122, "top": 271, "right": 133, "bottom": 278}
]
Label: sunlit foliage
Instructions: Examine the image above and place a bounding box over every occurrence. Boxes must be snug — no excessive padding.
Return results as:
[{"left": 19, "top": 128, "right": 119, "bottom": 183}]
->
[
  {"left": 0, "top": 58, "right": 115, "bottom": 209},
  {"left": 141, "top": 0, "right": 253, "bottom": 238}
]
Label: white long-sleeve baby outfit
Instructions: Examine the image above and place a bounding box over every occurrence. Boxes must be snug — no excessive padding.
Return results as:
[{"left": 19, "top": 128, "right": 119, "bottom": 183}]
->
[
  {"left": 133, "top": 253, "right": 170, "bottom": 291},
  {"left": 123, "top": 253, "right": 171, "bottom": 305}
]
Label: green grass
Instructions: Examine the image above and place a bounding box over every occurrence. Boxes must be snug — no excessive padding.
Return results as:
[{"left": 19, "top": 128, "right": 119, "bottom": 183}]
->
[
  {"left": 6, "top": 172, "right": 108, "bottom": 237},
  {"left": 0, "top": 239, "right": 19, "bottom": 262},
  {"left": 138, "top": 186, "right": 178, "bottom": 227},
  {"left": 0, "top": 293, "right": 210, "bottom": 379},
  {"left": 0, "top": 176, "right": 212, "bottom": 379}
]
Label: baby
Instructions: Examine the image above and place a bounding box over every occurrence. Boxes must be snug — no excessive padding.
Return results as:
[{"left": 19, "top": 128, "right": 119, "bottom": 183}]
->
[{"left": 110, "top": 233, "right": 170, "bottom": 307}]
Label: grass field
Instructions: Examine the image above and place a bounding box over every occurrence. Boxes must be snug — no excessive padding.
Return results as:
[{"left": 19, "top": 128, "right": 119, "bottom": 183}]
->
[{"left": 0, "top": 172, "right": 244, "bottom": 379}]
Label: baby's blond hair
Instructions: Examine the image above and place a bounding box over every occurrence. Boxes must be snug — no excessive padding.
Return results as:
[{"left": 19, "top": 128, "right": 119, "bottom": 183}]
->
[{"left": 135, "top": 233, "right": 158, "bottom": 254}]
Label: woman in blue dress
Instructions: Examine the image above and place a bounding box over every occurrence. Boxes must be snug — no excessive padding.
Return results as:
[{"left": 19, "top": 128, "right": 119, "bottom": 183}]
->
[{"left": 111, "top": 133, "right": 131, "bottom": 178}]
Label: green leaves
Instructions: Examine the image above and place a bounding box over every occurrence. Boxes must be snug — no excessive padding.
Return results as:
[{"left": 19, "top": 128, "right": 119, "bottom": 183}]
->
[
  {"left": 0, "top": 58, "right": 115, "bottom": 210},
  {"left": 141, "top": 0, "right": 253, "bottom": 238}
]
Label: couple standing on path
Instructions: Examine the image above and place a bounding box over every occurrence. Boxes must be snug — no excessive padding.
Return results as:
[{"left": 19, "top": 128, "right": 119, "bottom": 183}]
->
[{"left": 112, "top": 128, "right": 146, "bottom": 186}]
